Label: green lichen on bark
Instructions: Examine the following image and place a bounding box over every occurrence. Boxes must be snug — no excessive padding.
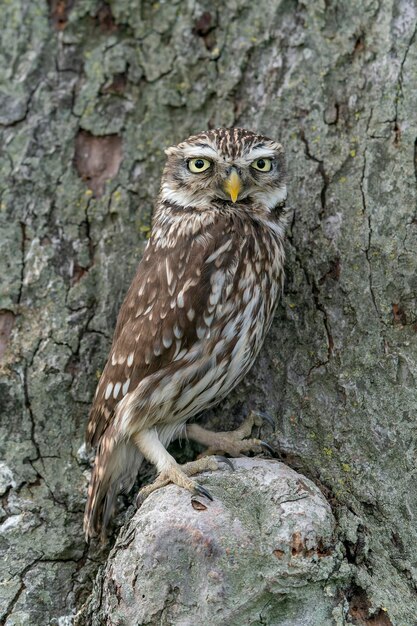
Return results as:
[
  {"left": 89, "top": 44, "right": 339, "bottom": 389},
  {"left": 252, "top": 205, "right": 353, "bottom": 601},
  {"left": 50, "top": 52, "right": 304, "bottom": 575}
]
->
[{"left": 1, "top": 0, "right": 416, "bottom": 624}]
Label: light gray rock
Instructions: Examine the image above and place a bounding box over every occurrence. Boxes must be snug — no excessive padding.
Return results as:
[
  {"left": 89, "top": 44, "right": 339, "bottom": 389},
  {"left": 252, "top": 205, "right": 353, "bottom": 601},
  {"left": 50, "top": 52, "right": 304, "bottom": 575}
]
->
[{"left": 80, "top": 459, "right": 347, "bottom": 626}]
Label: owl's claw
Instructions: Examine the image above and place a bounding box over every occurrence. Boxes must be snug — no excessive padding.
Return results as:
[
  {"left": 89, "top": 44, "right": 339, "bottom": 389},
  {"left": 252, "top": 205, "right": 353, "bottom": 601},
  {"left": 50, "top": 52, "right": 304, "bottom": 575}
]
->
[
  {"left": 194, "top": 484, "right": 213, "bottom": 500},
  {"left": 214, "top": 455, "right": 235, "bottom": 470},
  {"left": 186, "top": 410, "right": 277, "bottom": 459},
  {"left": 135, "top": 455, "right": 232, "bottom": 508},
  {"left": 260, "top": 441, "right": 278, "bottom": 457}
]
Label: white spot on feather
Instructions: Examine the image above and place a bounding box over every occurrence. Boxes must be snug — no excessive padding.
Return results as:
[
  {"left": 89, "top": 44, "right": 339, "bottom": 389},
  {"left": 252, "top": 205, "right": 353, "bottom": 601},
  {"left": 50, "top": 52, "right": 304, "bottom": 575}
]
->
[
  {"left": 197, "top": 326, "right": 209, "bottom": 339},
  {"left": 122, "top": 379, "right": 130, "bottom": 396},
  {"left": 113, "top": 382, "right": 121, "bottom": 399},
  {"left": 203, "top": 312, "right": 214, "bottom": 327},
  {"left": 209, "top": 270, "right": 226, "bottom": 307},
  {"left": 176, "top": 367, "right": 219, "bottom": 412},
  {"left": 165, "top": 258, "right": 174, "bottom": 286},
  {"left": 127, "top": 352, "right": 134, "bottom": 367},
  {"left": 173, "top": 324, "right": 183, "bottom": 339},
  {"left": 243, "top": 286, "right": 252, "bottom": 303},
  {"left": 163, "top": 333, "right": 173, "bottom": 348},
  {"left": 206, "top": 240, "right": 232, "bottom": 264},
  {"left": 105, "top": 382, "right": 113, "bottom": 400}
]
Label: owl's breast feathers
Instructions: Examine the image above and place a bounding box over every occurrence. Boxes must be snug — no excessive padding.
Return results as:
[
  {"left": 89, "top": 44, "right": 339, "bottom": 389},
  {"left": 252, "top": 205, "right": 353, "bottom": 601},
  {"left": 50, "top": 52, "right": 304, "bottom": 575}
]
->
[{"left": 86, "top": 209, "right": 285, "bottom": 447}]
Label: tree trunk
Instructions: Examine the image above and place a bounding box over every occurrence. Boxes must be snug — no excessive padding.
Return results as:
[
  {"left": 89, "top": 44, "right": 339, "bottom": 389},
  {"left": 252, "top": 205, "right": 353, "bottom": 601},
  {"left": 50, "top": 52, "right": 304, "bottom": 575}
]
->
[{"left": 1, "top": 0, "right": 416, "bottom": 624}]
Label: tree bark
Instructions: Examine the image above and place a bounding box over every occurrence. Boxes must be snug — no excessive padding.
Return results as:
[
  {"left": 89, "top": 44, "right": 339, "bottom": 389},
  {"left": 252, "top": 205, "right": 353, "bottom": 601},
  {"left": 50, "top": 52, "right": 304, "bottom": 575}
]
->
[{"left": 1, "top": 0, "right": 416, "bottom": 624}]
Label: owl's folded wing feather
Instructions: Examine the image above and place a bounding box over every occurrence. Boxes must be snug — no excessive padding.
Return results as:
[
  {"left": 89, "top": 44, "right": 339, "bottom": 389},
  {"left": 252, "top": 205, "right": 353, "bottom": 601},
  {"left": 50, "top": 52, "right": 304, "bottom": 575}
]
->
[{"left": 86, "top": 220, "right": 238, "bottom": 448}]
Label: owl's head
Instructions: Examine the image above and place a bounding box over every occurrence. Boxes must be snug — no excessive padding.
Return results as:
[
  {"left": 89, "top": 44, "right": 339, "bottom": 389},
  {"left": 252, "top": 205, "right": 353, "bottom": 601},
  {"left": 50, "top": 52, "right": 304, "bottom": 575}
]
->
[{"left": 160, "top": 128, "right": 286, "bottom": 213}]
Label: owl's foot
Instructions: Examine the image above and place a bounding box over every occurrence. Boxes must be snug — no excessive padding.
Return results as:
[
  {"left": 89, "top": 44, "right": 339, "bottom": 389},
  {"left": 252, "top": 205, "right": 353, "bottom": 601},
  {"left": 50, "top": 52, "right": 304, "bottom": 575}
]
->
[
  {"left": 186, "top": 410, "right": 276, "bottom": 458},
  {"left": 135, "top": 455, "right": 233, "bottom": 507}
]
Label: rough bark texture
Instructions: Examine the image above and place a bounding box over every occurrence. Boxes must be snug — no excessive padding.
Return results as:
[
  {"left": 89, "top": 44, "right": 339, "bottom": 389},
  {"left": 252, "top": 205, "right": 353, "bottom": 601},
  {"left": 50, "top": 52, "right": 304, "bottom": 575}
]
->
[{"left": 0, "top": 0, "right": 416, "bottom": 624}]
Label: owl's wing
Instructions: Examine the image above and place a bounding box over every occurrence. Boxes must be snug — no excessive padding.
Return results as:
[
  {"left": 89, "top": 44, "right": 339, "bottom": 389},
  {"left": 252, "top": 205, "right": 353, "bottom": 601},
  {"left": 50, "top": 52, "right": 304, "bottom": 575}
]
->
[{"left": 86, "top": 220, "right": 238, "bottom": 447}]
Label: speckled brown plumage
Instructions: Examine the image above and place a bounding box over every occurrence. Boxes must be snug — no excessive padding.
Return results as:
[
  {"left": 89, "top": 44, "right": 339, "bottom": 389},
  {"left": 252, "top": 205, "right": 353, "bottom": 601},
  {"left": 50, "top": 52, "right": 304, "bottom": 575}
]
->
[{"left": 84, "top": 127, "right": 288, "bottom": 539}]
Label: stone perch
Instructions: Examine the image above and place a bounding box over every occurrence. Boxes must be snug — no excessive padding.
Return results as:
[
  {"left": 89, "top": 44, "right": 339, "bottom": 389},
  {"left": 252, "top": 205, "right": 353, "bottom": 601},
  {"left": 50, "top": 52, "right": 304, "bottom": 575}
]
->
[{"left": 78, "top": 458, "right": 346, "bottom": 625}]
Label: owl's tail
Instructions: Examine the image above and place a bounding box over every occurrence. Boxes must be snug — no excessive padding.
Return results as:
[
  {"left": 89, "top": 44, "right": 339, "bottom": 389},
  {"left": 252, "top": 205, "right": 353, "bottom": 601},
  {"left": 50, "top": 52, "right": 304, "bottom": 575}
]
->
[{"left": 83, "top": 428, "right": 143, "bottom": 541}]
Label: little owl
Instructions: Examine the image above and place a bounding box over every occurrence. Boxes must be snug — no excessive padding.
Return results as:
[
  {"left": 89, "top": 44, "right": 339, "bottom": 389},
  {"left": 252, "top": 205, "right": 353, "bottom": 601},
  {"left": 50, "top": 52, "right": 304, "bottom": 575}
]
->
[{"left": 84, "top": 127, "right": 288, "bottom": 540}]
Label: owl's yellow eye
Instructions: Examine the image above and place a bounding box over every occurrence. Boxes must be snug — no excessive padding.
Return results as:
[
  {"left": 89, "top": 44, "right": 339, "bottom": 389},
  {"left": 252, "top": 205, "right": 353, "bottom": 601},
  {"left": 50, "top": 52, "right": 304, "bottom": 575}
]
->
[
  {"left": 251, "top": 158, "right": 272, "bottom": 172},
  {"left": 188, "top": 158, "right": 212, "bottom": 173}
]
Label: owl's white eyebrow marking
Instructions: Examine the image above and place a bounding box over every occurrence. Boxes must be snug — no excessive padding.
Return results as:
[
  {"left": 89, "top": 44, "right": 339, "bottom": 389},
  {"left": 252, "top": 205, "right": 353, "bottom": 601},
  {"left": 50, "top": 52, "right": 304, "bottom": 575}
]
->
[
  {"left": 246, "top": 147, "right": 277, "bottom": 160},
  {"left": 181, "top": 145, "right": 218, "bottom": 159}
]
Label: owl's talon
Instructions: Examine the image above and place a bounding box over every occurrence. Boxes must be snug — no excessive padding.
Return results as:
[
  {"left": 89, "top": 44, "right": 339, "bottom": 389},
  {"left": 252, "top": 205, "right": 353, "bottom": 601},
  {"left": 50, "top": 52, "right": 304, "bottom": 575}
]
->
[
  {"left": 186, "top": 418, "right": 276, "bottom": 460},
  {"left": 134, "top": 456, "right": 227, "bottom": 508},
  {"left": 214, "top": 455, "right": 235, "bottom": 471},
  {"left": 194, "top": 484, "right": 213, "bottom": 500},
  {"left": 260, "top": 441, "right": 277, "bottom": 457}
]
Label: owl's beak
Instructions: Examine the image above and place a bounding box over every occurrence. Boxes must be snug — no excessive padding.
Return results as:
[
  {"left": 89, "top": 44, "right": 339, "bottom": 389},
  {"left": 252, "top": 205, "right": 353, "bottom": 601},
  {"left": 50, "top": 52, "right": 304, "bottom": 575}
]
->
[{"left": 224, "top": 169, "right": 242, "bottom": 203}]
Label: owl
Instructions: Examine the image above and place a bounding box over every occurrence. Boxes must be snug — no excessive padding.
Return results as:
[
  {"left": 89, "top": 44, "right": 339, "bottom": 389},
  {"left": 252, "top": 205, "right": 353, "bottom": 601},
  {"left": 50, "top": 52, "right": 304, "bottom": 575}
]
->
[{"left": 84, "top": 127, "right": 288, "bottom": 540}]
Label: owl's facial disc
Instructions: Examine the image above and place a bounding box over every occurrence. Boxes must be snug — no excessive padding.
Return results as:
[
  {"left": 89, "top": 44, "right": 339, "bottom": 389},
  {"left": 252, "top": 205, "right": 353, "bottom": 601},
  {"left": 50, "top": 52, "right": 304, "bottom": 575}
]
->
[{"left": 162, "top": 129, "right": 286, "bottom": 211}]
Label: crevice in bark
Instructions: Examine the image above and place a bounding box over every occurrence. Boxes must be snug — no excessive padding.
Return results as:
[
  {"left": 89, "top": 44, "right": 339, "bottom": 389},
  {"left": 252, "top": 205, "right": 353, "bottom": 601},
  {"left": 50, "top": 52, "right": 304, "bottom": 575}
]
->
[
  {"left": 22, "top": 352, "right": 42, "bottom": 464},
  {"left": 394, "top": 20, "right": 417, "bottom": 130},
  {"left": 310, "top": 278, "right": 334, "bottom": 369},
  {"left": 291, "top": 247, "right": 334, "bottom": 376},
  {"left": 299, "top": 128, "right": 329, "bottom": 217},
  {"left": 0, "top": 559, "right": 42, "bottom": 626},
  {"left": 0, "top": 77, "right": 43, "bottom": 129},
  {"left": 83, "top": 195, "right": 95, "bottom": 272},
  {"left": 359, "top": 147, "right": 384, "bottom": 325},
  {"left": 17, "top": 222, "right": 27, "bottom": 305}
]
